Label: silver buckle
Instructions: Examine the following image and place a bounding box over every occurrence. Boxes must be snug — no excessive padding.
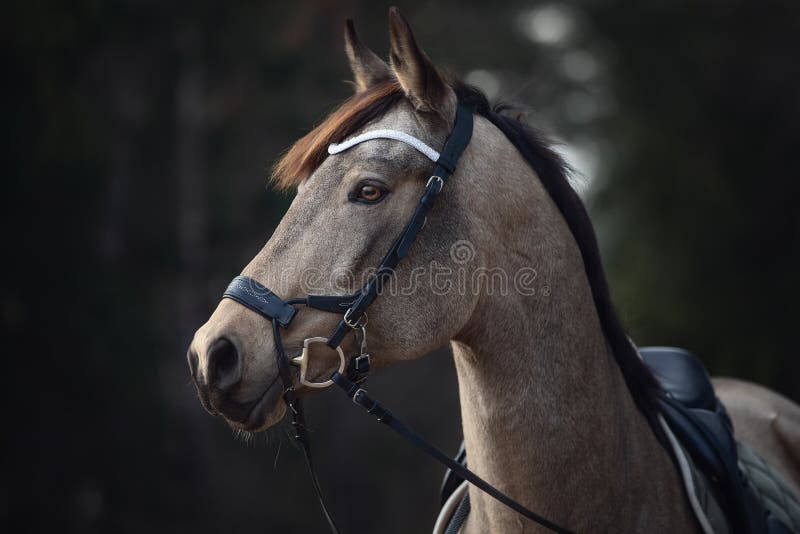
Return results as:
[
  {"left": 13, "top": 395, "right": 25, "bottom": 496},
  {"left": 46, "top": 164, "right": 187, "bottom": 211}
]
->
[
  {"left": 352, "top": 388, "right": 367, "bottom": 404},
  {"left": 426, "top": 175, "right": 444, "bottom": 194},
  {"left": 354, "top": 353, "right": 370, "bottom": 371},
  {"left": 343, "top": 308, "right": 368, "bottom": 329}
]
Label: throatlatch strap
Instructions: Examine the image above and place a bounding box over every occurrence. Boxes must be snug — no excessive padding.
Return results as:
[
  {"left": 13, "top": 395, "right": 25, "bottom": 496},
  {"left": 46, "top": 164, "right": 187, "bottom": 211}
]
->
[{"left": 329, "top": 372, "right": 576, "bottom": 534}]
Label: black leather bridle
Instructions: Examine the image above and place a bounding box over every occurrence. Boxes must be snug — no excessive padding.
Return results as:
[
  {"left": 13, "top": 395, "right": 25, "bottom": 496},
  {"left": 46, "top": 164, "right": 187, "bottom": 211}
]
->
[{"left": 221, "top": 101, "right": 575, "bottom": 534}]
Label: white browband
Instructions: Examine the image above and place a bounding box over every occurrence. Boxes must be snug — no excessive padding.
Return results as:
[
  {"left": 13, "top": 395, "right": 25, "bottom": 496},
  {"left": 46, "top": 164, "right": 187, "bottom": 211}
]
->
[{"left": 328, "top": 129, "right": 440, "bottom": 162}]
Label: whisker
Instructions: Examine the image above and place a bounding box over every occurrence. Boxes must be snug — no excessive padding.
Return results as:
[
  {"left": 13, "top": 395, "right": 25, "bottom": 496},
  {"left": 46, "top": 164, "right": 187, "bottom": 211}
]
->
[{"left": 273, "top": 437, "right": 283, "bottom": 469}]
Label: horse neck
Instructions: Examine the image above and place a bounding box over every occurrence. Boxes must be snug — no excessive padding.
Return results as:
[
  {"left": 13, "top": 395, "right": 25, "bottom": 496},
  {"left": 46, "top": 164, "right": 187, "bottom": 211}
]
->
[{"left": 449, "top": 126, "right": 695, "bottom": 532}]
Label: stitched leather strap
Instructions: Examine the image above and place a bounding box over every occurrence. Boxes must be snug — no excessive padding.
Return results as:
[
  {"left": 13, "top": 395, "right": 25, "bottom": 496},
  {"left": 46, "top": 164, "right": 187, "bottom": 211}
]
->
[
  {"left": 223, "top": 276, "right": 297, "bottom": 327},
  {"left": 305, "top": 294, "right": 356, "bottom": 313}
]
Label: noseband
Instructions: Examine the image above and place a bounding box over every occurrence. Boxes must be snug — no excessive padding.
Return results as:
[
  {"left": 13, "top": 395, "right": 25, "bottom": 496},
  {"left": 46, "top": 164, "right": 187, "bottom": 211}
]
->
[{"left": 221, "top": 101, "right": 574, "bottom": 534}]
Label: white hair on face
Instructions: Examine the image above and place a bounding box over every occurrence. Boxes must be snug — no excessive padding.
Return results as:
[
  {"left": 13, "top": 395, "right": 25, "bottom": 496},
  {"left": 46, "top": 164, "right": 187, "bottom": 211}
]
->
[{"left": 328, "top": 129, "right": 440, "bottom": 162}]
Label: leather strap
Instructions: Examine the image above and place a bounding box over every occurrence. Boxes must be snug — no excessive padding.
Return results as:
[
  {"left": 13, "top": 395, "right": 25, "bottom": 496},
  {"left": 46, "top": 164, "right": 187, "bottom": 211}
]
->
[
  {"left": 272, "top": 319, "right": 340, "bottom": 533},
  {"left": 223, "top": 276, "right": 297, "bottom": 327},
  {"left": 326, "top": 102, "right": 474, "bottom": 348},
  {"left": 330, "top": 372, "right": 575, "bottom": 534},
  {"left": 305, "top": 294, "right": 356, "bottom": 313}
]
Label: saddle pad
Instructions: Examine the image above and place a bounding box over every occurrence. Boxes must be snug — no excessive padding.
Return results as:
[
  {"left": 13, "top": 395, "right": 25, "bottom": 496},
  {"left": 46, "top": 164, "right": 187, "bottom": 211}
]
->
[{"left": 738, "top": 442, "right": 800, "bottom": 533}]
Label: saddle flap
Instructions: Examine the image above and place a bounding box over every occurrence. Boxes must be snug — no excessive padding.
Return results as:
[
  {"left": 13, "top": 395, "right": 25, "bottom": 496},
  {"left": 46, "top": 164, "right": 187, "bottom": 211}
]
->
[
  {"left": 657, "top": 397, "right": 734, "bottom": 484},
  {"left": 640, "top": 346, "right": 717, "bottom": 410},
  {"left": 643, "top": 346, "right": 772, "bottom": 534}
]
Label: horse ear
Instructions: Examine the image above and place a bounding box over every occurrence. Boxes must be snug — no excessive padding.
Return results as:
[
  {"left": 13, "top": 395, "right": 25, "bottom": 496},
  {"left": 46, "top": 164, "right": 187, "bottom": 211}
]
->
[
  {"left": 344, "top": 19, "right": 392, "bottom": 92},
  {"left": 387, "top": 7, "right": 448, "bottom": 112}
]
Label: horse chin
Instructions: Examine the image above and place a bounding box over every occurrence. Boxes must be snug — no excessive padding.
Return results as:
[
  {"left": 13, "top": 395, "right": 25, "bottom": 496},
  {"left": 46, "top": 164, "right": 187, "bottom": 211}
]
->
[
  {"left": 248, "top": 400, "right": 287, "bottom": 433},
  {"left": 227, "top": 380, "right": 287, "bottom": 433}
]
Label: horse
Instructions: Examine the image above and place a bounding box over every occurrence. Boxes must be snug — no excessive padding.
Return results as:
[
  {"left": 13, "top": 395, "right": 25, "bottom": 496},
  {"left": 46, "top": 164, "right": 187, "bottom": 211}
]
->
[{"left": 187, "top": 8, "right": 800, "bottom": 533}]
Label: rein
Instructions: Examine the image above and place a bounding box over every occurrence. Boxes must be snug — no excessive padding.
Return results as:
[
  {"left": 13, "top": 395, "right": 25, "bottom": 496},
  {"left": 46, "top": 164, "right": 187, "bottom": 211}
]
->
[{"left": 222, "top": 101, "right": 576, "bottom": 534}]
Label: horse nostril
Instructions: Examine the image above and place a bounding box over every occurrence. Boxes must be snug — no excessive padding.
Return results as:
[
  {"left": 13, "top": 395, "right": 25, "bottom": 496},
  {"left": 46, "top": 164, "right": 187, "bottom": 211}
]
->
[{"left": 207, "top": 337, "right": 241, "bottom": 392}]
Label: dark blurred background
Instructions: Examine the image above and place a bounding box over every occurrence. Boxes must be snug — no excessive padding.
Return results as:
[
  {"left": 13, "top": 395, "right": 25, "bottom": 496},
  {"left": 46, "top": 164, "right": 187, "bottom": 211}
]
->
[{"left": 4, "top": 1, "right": 798, "bottom": 532}]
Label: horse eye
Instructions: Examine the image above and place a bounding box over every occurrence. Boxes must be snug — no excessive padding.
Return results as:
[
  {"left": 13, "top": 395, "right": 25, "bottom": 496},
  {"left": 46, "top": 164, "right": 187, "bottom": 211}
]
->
[{"left": 355, "top": 184, "right": 386, "bottom": 203}]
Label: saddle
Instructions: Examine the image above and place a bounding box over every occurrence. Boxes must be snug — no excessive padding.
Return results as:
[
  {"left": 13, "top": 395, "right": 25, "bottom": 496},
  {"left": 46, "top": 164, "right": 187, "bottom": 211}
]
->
[
  {"left": 641, "top": 347, "right": 789, "bottom": 534},
  {"left": 439, "top": 346, "right": 794, "bottom": 533}
]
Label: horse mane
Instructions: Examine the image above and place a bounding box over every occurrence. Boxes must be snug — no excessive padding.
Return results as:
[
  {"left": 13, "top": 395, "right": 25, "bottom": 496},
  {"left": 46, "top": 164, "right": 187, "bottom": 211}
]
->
[
  {"left": 271, "top": 79, "right": 661, "bottom": 410},
  {"left": 452, "top": 81, "right": 661, "bottom": 411}
]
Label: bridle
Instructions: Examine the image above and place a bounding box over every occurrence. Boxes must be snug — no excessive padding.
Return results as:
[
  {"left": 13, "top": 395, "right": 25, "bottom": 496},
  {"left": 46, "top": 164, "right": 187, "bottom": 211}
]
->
[{"left": 221, "top": 100, "right": 576, "bottom": 534}]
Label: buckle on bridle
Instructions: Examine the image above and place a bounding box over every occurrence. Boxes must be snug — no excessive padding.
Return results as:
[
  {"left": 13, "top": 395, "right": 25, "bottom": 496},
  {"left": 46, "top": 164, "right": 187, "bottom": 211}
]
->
[
  {"left": 343, "top": 308, "right": 368, "bottom": 329},
  {"left": 426, "top": 175, "right": 444, "bottom": 194},
  {"left": 349, "top": 353, "right": 371, "bottom": 385},
  {"left": 351, "top": 388, "right": 368, "bottom": 405},
  {"left": 354, "top": 354, "right": 370, "bottom": 372}
]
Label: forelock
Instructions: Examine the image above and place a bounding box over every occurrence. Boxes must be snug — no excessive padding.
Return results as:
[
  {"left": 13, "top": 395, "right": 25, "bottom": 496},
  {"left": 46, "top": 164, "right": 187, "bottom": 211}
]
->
[{"left": 271, "top": 81, "right": 405, "bottom": 190}]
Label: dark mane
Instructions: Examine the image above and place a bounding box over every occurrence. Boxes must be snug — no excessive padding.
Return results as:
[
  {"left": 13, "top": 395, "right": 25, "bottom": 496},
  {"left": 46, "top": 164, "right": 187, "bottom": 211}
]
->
[
  {"left": 272, "top": 79, "right": 661, "bottom": 410},
  {"left": 453, "top": 81, "right": 661, "bottom": 410}
]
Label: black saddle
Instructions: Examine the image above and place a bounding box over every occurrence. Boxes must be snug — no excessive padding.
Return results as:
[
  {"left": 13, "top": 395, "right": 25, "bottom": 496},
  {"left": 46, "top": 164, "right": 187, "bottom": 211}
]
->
[
  {"left": 640, "top": 346, "right": 719, "bottom": 410},
  {"left": 440, "top": 346, "right": 790, "bottom": 534},
  {"left": 640, "top": 346, "right": 738, "bottom": 485}
]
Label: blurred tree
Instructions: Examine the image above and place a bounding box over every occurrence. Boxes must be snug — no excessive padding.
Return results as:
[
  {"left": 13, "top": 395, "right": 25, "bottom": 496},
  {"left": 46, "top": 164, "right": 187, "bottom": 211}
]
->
[{"left": 584, "top": 0, "right": 800, "bottom": 395}]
